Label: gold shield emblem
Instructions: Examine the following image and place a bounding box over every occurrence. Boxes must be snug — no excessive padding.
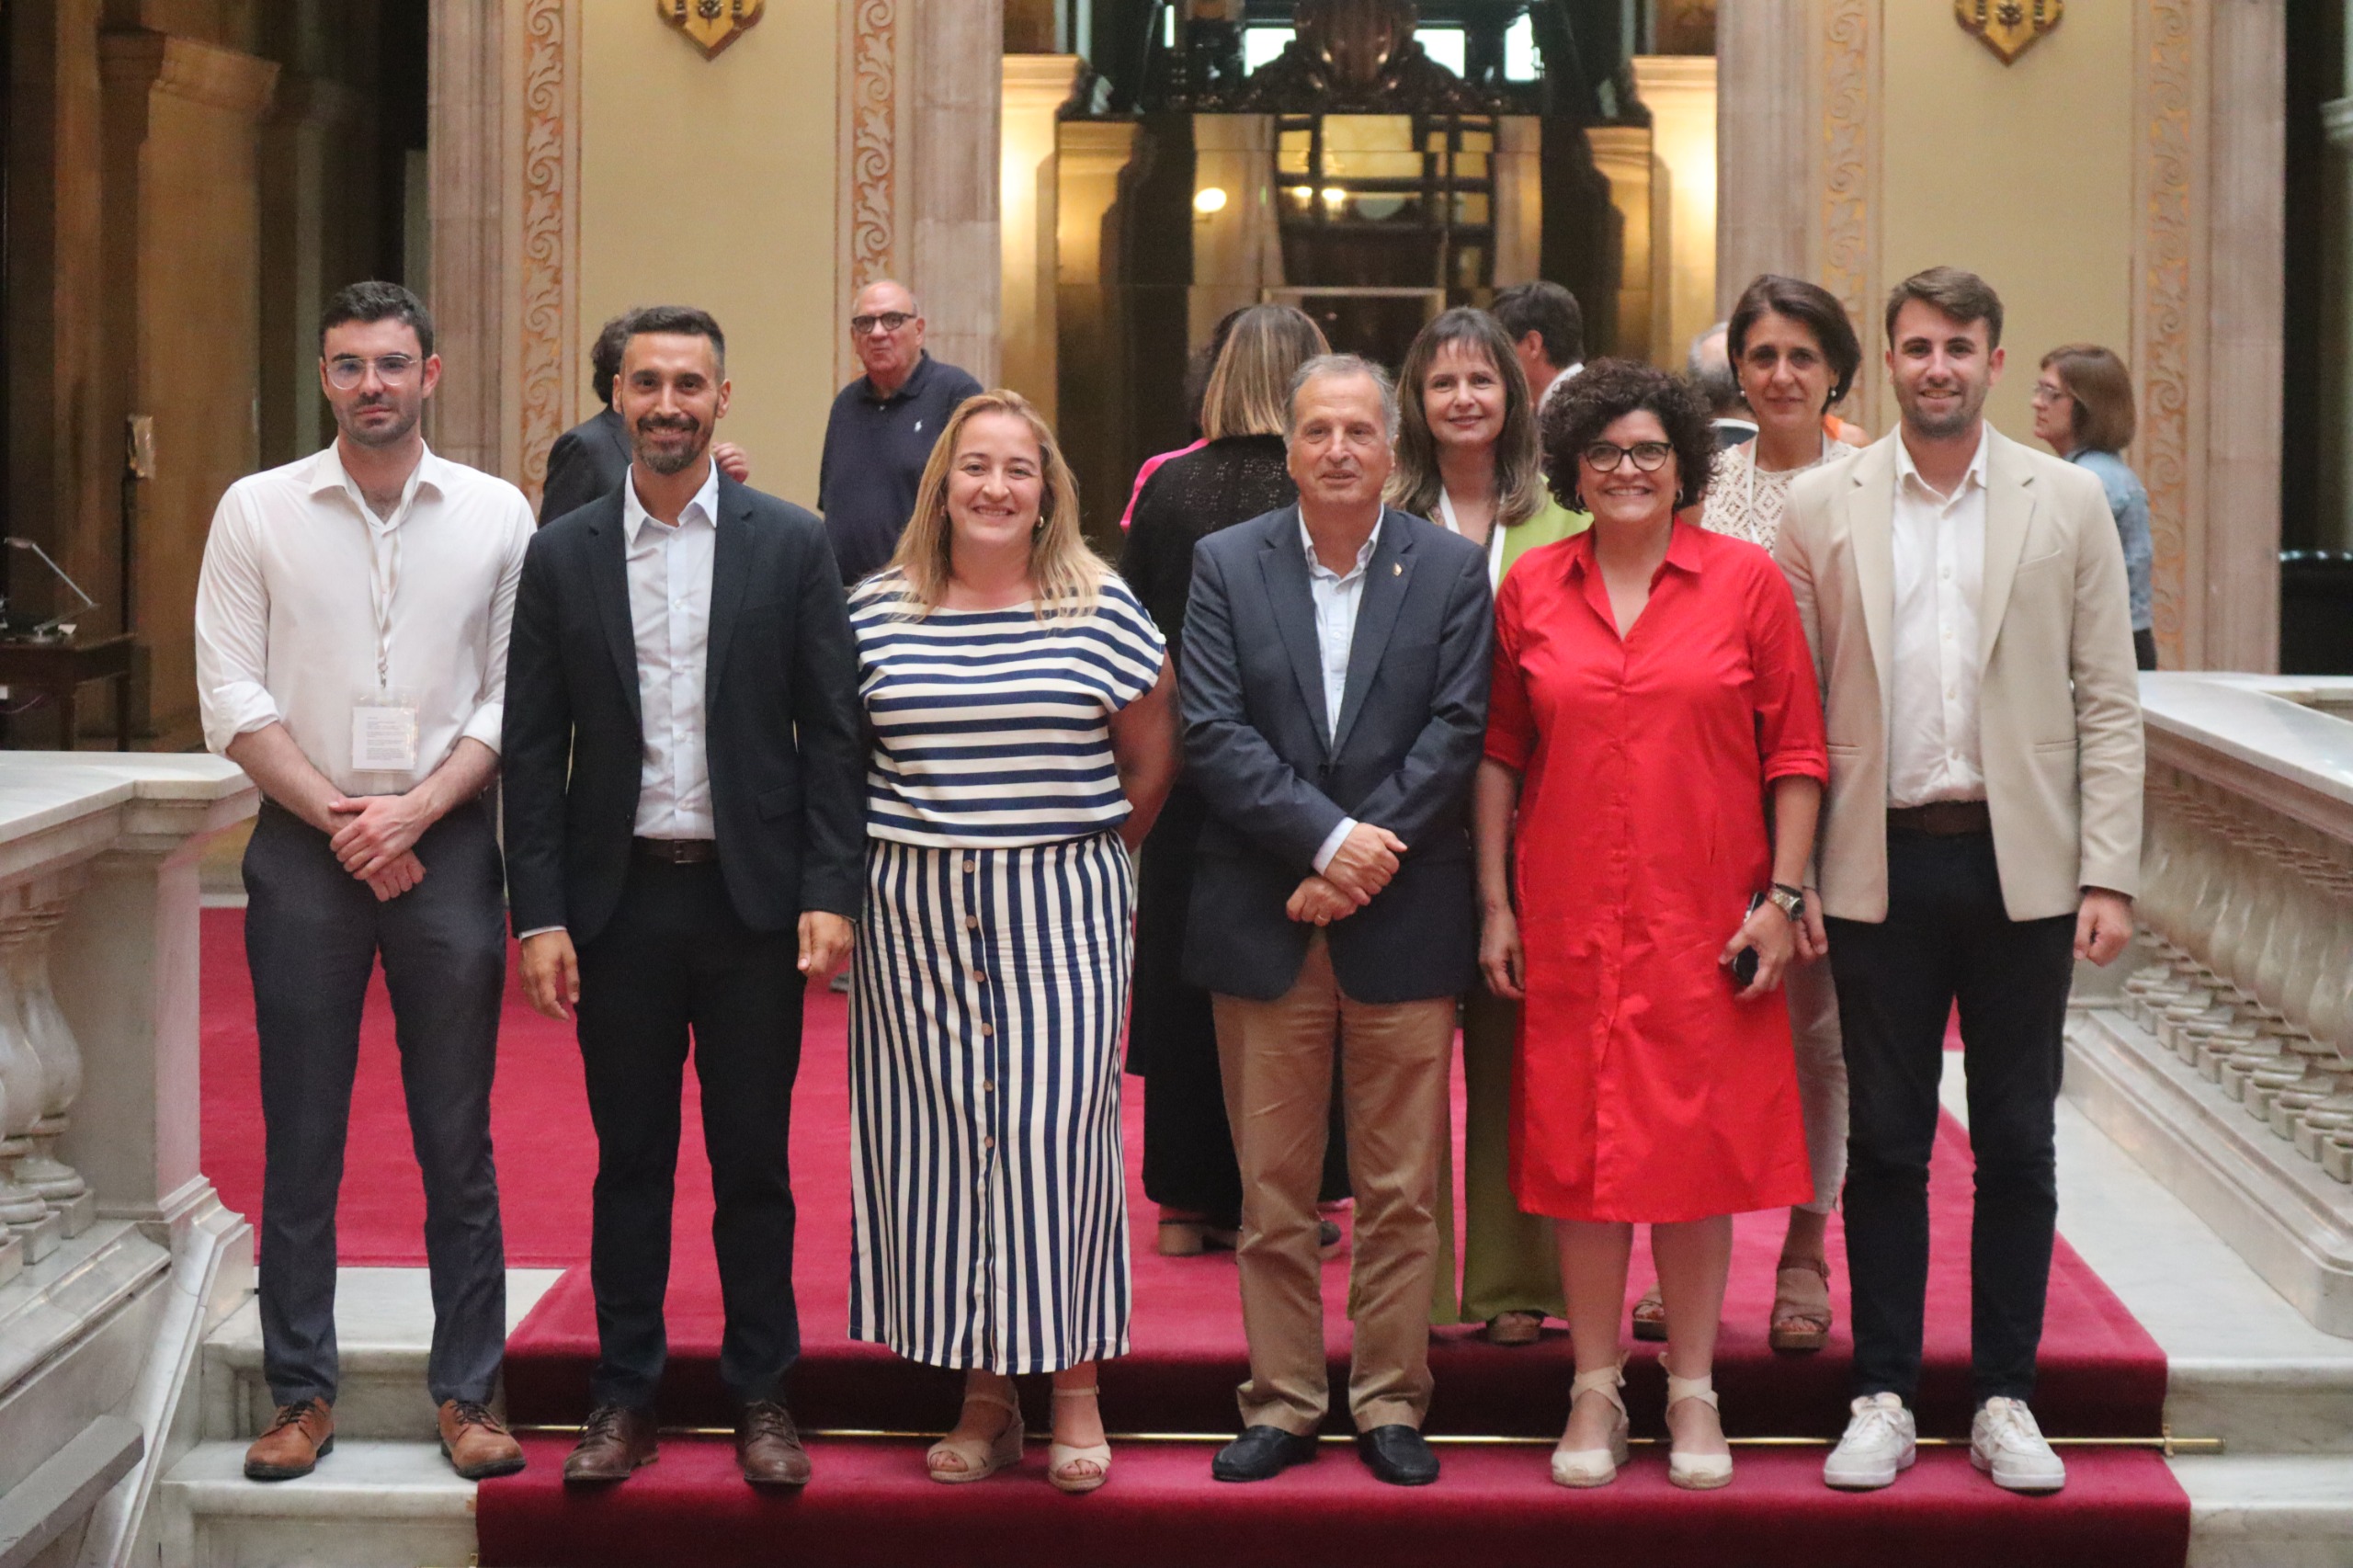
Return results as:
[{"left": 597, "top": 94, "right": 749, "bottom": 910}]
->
[
  {"left": 659, "top": 0, "right": 766, "bottom": 59},
  {"left": 1956, "top": 0, "right": 2063, "bottom": 64}
]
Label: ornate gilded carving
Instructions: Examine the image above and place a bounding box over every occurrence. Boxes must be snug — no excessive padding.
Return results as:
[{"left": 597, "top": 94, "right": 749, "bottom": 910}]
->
[
  {"left": 1820, "top": 0, "right": 1873, "bottom": 418},
  {"left": 1956, "top": 0, "right": 2064, "bottom": 65},
  {"left": 847, "top": 0, "right": 899, "bottom": 294},
  {"left": 518, "top": 0, "right": 573, "bottom": 506},
  {"left": 2134, "top": 0, "right": 2195, "bottom": 663},
  {"left": 658, "top": 0, "right": 767, "bottom": 58}
]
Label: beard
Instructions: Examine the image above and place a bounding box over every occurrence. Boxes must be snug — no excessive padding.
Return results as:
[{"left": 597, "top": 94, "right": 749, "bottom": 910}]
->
[
  {"left": 1899, "top": 380, "right": 1986, "bottom": 440},
  {"left": 633, "top": 415, "right": 708, "bottom": 475},
  {"left": 337, "top": 395, "right": 420, "bottom": 449}
]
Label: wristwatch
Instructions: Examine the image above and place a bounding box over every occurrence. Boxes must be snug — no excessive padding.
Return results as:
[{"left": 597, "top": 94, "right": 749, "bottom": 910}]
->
[{"left": 1766, "top": 882, "right": 1806, "bottom": 923}]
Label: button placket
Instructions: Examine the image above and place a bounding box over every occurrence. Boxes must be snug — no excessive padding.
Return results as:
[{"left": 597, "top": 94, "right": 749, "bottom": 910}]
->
[{"left": 960, "top": 848, "right": 1003, "bottom": 1358}]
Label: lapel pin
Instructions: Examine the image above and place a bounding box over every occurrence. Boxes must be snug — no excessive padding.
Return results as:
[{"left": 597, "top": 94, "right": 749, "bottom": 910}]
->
[{"left": 1392, "top": 562, "right": 1402, "bottom": 575}]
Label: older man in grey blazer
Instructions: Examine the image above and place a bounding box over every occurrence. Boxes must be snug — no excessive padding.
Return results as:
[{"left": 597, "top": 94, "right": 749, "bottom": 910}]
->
[
  {"left": 1180, "top": 354, "right": 1492, "bottom": 1490},
  {"left": 1777, "top": 268, "right": 2143, "bottom": 1498}
]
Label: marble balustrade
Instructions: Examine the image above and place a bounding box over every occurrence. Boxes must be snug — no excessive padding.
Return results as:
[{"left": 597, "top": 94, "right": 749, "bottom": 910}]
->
[{"left": 2066, "top": 673, "right": 2353, "bottom": 1335}]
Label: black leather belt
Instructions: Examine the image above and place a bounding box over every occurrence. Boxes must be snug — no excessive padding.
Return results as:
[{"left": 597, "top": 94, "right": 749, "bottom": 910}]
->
[
  {"left": 1887, "top": 801, "right": 1991, "bottom": 836},
  {"left": 634, "top": 837, "right": 718, "bottom": 864}
]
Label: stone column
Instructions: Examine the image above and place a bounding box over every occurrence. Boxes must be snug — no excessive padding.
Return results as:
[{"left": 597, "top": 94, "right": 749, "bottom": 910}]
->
[
  {"left": 2325, "top": 16, "right": 2353, "bottom": 554},
  {"left": 426, "top": 0, "right": 506, "bottom": 475},
  {"left": 1629, "top": 55, "right": 1718, "bottom": 368},
  {"left": 1712, "top": 0, "right": 1810, "bottom": 304},
  {"left": 1493, "top": 117, "right": 1543, "bottom": 288},
  {"left": 1001, "top": 54, "right": 1081, "bottom": 423},
  {"left": 1586, "top": 125, "right": 1660, "bottom": 366},
  {"left": 909, "top": 0, "right": 1005, "bottom": 387}
]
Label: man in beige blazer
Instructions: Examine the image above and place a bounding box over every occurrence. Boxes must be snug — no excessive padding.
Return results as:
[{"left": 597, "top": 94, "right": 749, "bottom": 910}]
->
[{"left": 1774, "top": 268, "right": 2143, "bottom": 1498}]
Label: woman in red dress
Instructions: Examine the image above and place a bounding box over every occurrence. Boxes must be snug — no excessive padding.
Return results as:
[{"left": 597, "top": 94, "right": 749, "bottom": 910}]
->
[{"left": 1479, "top": 360, "right": 1827, "bottom": 1491}]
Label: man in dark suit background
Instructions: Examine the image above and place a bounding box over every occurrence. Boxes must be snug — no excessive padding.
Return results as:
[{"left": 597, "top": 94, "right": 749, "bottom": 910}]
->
[
  {"left": 540, "top": 312, "right": 752, "bottom": 526},
  {"left": 501, "top": 305, "right": 864, "bottom": 1490},
  {"left": 1180, "top": 354, "right": 1493, "bottom": 1489}
]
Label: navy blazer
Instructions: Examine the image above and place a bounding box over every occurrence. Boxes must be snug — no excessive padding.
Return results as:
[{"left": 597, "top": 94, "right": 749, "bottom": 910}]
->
[
  {"left": 501, "top": 473, "right": 866, "bottom": 945},
  {"left": 540, "top": 406, "right": 631, "bottom": 527},
  {"left": 1179, "top": 505, "right": 1493, "bottom": 1004}
]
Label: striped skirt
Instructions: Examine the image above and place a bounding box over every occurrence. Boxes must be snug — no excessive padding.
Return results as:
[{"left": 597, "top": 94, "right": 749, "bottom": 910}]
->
[{"left": 848, "top": 832, "right": 1135, "bottom": 1374}]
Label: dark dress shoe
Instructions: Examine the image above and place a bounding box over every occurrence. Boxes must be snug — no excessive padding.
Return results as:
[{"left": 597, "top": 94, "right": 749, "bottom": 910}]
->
[
  {"left": 1211, "top": 1425, "right": 1319, "bottom": 1482},
  {"left": 1357, "top": 1425, "right": 1439, "bottom": 1486},
  {"left": 563, "top": 1404, "right": 658, "bottom": 1484},
  {"left": 737, "top": 1400, "right": 813, "bottom": 1489}
]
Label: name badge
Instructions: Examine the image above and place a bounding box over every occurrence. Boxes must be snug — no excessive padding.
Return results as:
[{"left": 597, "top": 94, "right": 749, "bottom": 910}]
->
[{"left": 351, "top": 695, "right": 421, "bottom": 774}]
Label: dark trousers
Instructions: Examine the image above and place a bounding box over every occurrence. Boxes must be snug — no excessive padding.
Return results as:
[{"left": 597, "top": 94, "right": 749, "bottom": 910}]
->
[
  {"left": 575, "top": 856, "right": 804, "bottom": 1410},
  {"left": 1826, "top": 828, "right": 2077, "bottom": 1407},
  {"left": 2133, "top": 628, "right": 2159, "bottom": 672},
  {"left": 244, "top": 799, "right": 507, "bottom": 1407}
]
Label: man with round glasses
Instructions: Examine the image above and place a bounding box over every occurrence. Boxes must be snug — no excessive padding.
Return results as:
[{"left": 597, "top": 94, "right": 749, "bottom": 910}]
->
[
  {"left": 195, "top": 280, "right": 533, "bottom": 1485},
  {"left": 814, "top": 278, "right": 981, "bottom": 584}
]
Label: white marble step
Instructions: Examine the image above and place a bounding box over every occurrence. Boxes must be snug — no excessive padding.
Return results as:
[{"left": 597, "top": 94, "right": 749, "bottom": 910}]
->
[
  {"left": 203, "top": 1267, "right": 563, "bottom": 1442},
  {"left": 2177, "top": 1454, "right": 2353, "bottom": 1568},
  {"left": 1945, "top": 1051, "right": 2353, "bottom": 1455},
  {"left": 157, "top": 1439, "right": 476, "bottom": 1568}
]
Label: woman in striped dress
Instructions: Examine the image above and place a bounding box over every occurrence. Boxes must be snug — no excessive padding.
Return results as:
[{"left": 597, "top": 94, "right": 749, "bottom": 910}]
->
[{"left": 847, "top": 390, "right": 1179, "bottom": 1494}]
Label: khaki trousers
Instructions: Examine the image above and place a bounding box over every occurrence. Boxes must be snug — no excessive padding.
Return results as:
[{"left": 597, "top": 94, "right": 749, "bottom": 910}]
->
[{"left": 1213, "top": 934, "right": 1455, "bottom": 1435}]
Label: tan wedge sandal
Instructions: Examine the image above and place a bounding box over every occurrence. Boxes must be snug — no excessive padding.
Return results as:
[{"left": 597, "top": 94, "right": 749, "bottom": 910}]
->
[
  {"left": 1768, "top": 1257, "right": 1833, "bottom": 1352},
  {"left": 1048, "top": 1385, "right": 1111, "bottom": 1494},
  {"left": 926, "top": 1390, "right": 1023, "bottom": 1483},
  {"left": 1665, "top": 1373, "right": 1733, "bottom": 1491},
  {"left": 1550, "top": 1360, "right": 1630, "bottom": 1487}
]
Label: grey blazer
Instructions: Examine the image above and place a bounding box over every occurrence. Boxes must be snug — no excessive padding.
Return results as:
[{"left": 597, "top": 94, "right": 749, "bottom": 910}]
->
[{"left": 1178, "top": 504, "right": 1493, "bottom": 1004}]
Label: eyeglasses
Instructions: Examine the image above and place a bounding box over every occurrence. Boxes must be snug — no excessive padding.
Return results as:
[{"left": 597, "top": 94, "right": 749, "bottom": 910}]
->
[
  {"left": 1580, "top": 439, "right": 1675, "bottom": 473},
  {"left": 2029, "top": 382, "right": 2075, "bottom": 406},
  {"left": 324, "top": 354, "right": 420, "bottom": 389},
  {"left": 849, "top": 312, "right": 915, "bottom": 336}
]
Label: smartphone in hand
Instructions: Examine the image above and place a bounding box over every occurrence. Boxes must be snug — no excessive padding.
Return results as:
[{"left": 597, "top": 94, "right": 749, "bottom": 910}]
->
[{"left": 1730, "top": 892, "right": 1766, "bottom": 989}]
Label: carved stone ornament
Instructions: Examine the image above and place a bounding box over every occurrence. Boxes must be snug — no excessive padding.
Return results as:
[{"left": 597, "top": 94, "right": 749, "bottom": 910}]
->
[
  {"left": 658, "top": 0, "right": 766, "bottom": 59},
  {"left": 1956, "top": 0, "right": 2063, "bottom": 65}
]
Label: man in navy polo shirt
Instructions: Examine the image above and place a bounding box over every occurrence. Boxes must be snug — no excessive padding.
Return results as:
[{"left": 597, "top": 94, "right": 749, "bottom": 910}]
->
[{"left": 815, "top": 279, "right": 983, "bottom": 585}]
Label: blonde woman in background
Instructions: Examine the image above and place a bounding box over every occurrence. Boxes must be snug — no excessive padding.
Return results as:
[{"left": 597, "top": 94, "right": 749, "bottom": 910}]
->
[
  {"left": 847, "top": 392, "right": 1180, "bottom": 1493},
  {"left": 1386, "top": 306, "right": 1586, "bottom": 1347}
]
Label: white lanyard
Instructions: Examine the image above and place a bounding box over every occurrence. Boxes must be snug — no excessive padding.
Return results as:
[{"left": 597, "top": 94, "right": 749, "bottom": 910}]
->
[
  {"left": 1438, "top": 489, "right": 1509, "bottom": 588},
  {"left": 368, "top": 523, "right": 402, "bottom": 692}
]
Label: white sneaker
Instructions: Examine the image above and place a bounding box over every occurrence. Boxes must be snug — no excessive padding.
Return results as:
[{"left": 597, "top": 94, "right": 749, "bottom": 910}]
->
[
  {"left": 1971, "top": 1397, "right": 2066, "bottom": 1493},
  {"left": 1823, "top": 1392, "right": 1917, "bottom": 1490}
]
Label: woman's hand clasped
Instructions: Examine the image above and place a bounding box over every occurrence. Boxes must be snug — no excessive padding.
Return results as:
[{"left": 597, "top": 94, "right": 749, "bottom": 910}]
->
[
  {"left": 1480, "top": 905, "right": 1526, "bottom": 1001},
  {"left": 1720, "top": 899, "right": 1797, "bottom": 1001}
]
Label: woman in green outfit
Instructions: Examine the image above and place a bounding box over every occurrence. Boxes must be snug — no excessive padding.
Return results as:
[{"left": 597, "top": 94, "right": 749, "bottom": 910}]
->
[{"left": 1386, "top": 306, "right": 1587, "bottom": 1345}]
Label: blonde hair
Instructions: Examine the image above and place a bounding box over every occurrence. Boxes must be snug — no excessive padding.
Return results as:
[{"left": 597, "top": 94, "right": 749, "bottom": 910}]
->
[
  {"left": 888, "top": 390, "right": 1107, "bottom": 619},
  {"left": 1201, "top": 305, "right": 1330, "bottom": 441}
]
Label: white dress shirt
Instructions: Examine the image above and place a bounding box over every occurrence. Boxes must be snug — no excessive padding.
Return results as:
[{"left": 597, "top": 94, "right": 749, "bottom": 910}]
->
[
  {"left": 1537, "top": 361, "right": 1584, "bottom": 413},
  {"left": 195, "top": 442, "right": 532, "bottom": 796},
  {"left": 623, "top": 460, "right": 721, "bottom": 839},
  {"left": 1887, "top": 430, "right": 1989, "bottom": 807},
  {"left": 1301, "top": 515, "right": 1381, "bottom": 873}
]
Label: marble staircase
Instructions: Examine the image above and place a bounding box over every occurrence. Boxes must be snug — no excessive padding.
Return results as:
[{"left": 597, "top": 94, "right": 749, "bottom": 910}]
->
[{"left": 157, "top": 1267, "right": 560, "bottom": 1568}]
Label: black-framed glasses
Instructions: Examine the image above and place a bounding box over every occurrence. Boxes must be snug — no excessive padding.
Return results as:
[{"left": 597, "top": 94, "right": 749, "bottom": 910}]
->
[
  {"left": 1580, "top": 439, "right": 1675, "bottom": 473},
  {"left": 324, "top": 354, "right": 420, "bottom": 390},
  {"left": 849, "top": 312, "right": 915, "bottom": 336}
]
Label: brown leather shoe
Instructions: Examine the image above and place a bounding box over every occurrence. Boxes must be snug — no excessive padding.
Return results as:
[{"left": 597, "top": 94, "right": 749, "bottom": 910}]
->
[
  {"left": 244, "top": 1398, "right": 335, "bottom": 1481},
  {"left": 563, "top": 1403, "right": 658, "bottom": 1484},
  {"left": 737, "top": 1400, "right": 813, "bottom": 1489},
  {"left": 439, "top": 1398, "right": 528, "bottom": 1480}
]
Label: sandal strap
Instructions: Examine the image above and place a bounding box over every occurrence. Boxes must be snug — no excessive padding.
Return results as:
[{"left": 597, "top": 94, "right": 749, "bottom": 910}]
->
[
  {"left": 1776, "top": 1257, "right": 1831, "bottom": 1282},
  {"left": 1569, "top": 1360, "right": 1628, "bottom": 1413},
  {"left": 1665, "top": 1373, "right": 1719, "bottom": 1411},
  {"left": 1051, "top": 1385, "right": 1101, "bottom": 1400},
  {"left": 961, "top": 1390, "right": 1021, "bottom": 1416}
]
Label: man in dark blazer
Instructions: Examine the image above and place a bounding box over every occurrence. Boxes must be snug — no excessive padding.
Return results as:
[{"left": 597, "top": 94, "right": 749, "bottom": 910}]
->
[
  {"left": 502, "top": 305, "right": 864, "bottom": 1491},
  {"left": 541, "top": 312, "right": 751, "bottom": 526},
  {"left": 1181, "top": 354, "right": 1492, "bottom": 1489}
]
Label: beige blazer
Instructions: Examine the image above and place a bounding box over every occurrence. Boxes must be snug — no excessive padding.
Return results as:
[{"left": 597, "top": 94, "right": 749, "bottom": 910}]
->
[{"left": 1775, "top": 426, "right": 2143, "bottom": 924}]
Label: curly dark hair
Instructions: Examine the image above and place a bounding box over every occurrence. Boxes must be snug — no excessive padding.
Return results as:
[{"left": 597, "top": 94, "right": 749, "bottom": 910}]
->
[{"left": 1540, "top": 357, "right": 1718, "bottom": 513}]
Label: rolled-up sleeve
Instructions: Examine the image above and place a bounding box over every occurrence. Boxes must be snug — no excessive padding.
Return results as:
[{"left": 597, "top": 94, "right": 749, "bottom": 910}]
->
[
  {"left": 193, "top": 486, "right": 281, "bottom": 756},
  {"left": 458, "top": 498, "right": 533, "bottom": 754},
  {"left": 1748, "top": 557, "right": 1829, "bottom": 785}
]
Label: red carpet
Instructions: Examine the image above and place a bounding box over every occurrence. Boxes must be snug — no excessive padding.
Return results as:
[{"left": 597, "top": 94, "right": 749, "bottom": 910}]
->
[{"left": 198, "top": 908, "right": 2188, "bottom": 1565}]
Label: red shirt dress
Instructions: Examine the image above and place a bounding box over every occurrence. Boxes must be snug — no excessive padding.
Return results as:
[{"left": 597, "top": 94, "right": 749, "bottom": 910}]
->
[{"left": 1487, "top": 522, "right": 1829, "bottom": 1224}]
